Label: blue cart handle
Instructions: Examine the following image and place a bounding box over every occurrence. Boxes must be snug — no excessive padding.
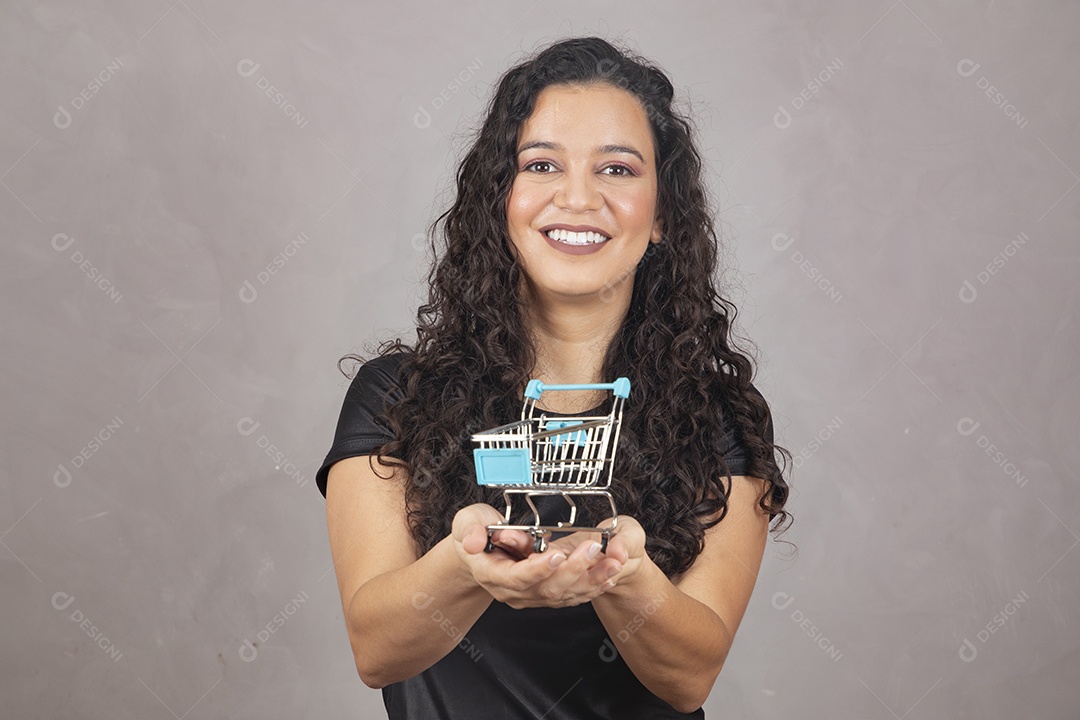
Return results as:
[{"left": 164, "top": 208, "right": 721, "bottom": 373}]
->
[{"left": 524, "top": 377, "right": 630, "bottom": 400}]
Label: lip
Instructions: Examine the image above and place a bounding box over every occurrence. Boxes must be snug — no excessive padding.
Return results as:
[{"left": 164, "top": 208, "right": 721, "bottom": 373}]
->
[
  {"left": 541, "top": 229, "right": 608, "bottom": 255},
  {"left": 538, "top": 223, "right": 612, "bottom": 238}
]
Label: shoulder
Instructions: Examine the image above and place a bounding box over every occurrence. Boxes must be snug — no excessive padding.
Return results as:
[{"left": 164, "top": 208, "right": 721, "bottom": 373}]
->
[
  {"left": 720, "top": 378, "right": 773, "bottom": 424},
  {"left": 710, "top": 375, "right": 771, "bottom": 417},
  {"left": 354, "top": 350, "right": 410, "bottom": 379},
  {"left": 317, "top": 353, "right": 412, "bottom": 498},
  {"left": 344, "top": 351, "right": 411, "bottom": 405},
  {"left": 744, "top": 381, "right": 774, "bottom": 442},
  {"left": 712, "top": 378, "right": 775, "bottom": 466}
]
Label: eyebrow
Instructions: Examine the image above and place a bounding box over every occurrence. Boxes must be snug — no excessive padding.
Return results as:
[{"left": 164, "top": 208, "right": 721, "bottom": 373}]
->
[{"left": 516, "top": 140, "right": 645, "bottom": 164}]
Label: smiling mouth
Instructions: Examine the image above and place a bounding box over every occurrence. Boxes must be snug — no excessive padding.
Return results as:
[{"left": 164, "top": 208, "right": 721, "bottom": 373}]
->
[{"left": 543, "top": 228, "right": 610, "bottom": 246}]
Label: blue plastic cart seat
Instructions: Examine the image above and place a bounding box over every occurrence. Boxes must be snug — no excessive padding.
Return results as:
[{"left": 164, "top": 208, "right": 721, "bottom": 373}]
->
[{"left": 545, "top": 420, "right": 587, "bottom": 447}]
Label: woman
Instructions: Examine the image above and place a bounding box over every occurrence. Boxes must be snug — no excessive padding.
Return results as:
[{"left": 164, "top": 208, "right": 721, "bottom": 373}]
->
[{"left": 317, "top": 36, "right": 792, "bottom": 719}]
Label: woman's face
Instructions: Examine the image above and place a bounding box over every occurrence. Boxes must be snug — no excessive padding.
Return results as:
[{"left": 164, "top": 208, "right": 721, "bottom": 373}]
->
[{"left": 506, "top": 82, "right": 662, "bottom": 304}]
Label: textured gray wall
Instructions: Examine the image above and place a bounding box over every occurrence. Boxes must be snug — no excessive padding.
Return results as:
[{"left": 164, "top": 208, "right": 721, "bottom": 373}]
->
[{"left": 3, "top": 1, "right": 1077, "bottom": 717}]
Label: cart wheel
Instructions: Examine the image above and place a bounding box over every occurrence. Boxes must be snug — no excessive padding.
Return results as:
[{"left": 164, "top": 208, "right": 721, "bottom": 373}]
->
[
  {"left": 599, "top": 534, "right": 609, "bottom": 554},
  {"left": 484, "top": 532, "right": 495, "bottom": 554},
  {"left": 533, "top": 535, "right": 546, "bottom": 554}
]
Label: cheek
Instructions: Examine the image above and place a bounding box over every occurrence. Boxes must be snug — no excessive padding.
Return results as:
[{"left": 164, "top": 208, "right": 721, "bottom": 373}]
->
[
  {"left": 505, "top": 190, "right": 536, "bottom": 258},
  {"left": 506, "top": 197, "right": 530, "bottom": 242},
  {"left": 617, "top": 188, "right": 658, "bottom": 224},
  {"left": 509, "top": 174, "right": 553, "bottom": 208},
  {"left": 506, "top": 193, "right": 525, "bottom": 226}
]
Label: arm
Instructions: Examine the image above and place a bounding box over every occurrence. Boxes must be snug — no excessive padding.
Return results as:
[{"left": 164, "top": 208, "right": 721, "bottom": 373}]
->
[
  {"left": 325, "top": 455, "right": 493, "bottom": 688},
  {"left": 590, "top": 475, "right": 772, "bottom": 713},
  {"left": 325, "top": 455, "right": 614, "bottom": 687}
]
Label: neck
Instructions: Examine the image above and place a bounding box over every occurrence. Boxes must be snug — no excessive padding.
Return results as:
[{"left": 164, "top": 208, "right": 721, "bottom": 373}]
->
[{"left": 521, "top": 281, "right": 630, "bottom": 389}]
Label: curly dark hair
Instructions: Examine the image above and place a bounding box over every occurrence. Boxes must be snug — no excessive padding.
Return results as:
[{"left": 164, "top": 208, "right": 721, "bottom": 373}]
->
[{"left": 339, "top": 35, "right": 793, "bottom": 577}]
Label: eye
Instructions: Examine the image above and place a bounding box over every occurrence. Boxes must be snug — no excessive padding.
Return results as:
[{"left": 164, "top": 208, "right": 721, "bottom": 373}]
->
[
  {"left": 523, "top": 160, "right": 553, "bottom": 173},
  {"left": 603, "top": 164, "right": 635, "bottom": 177}
]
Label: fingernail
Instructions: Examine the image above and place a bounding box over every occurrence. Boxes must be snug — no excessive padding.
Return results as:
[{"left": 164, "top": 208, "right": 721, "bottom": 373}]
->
[
  {"left": 587, "top": 542, "right": 602, "bottom": 560},
  {"left": 549, "top": 553, "right": 567, "bottom": 568},
  {"left": 606, "top": 565, "right": 620, "bottom": 579}
]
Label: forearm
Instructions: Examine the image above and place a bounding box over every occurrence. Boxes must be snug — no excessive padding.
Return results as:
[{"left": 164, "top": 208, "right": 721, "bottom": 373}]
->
[
  {"left": 591, "top": 555, "right": 731, "bottom": 713},
  {"left": 348, "top": 534, "right": 493, "bottom": 687}
]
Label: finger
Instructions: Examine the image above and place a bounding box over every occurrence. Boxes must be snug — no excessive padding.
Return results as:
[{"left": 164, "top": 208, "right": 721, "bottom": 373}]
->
[
  {"left": 609, "top": 526, "right": 639, "bottom": 565},
  {"left": 468, "top": 542, "right": 543, "bottom": 593},
  {"left": 542, "top": 539, "right": 605, "bottom": 597},
  {"left": 488, "top": 540, "right": 527, "bottom": 561},
  {"left": 586, "top": 557, "right": 623, "bottom": 585},
  {"left": 503, "top": 549, "right": 615, "bottom": 608},
  {"left": 500, "top": 547, "right": 567, "bottom": 589},
  {"left": 545, "top": 532, "right": 602, "bottom": 559},
  {"left": 602, "top": 537, "right": 623, "bottom": 565},
  {"left": 452, "top": 503, "right": 501, "bottom": 543},
  {"left": 554, "top": 528, "right": 603, "bottom": 547},
  {"left": 589, "top": 577, "right": 619, "bottom": 599},
  {"left": 460, "top": 525, "right": 490, "bottom": 555},
  {"left": 491, "top": 527, "right": 533, "bottom": 555}
]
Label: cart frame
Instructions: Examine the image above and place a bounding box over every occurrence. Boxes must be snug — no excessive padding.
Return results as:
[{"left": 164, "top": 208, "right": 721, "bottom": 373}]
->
[{"left": 471, "top": 377, "right": 630, "bottom": 553}]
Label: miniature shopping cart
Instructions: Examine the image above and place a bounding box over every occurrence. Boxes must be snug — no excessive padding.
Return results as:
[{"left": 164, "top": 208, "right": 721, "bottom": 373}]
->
[{"left": 472, "top": 377, "right": 631, "bottom": 554}]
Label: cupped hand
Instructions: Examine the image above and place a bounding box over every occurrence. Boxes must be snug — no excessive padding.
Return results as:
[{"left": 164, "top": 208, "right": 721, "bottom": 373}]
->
[
  {"left": 451, "top": 503, "right": 626, "bottom": 609},
  {"left": 589, "top": 514, "right": 647, "bottom": 588}
]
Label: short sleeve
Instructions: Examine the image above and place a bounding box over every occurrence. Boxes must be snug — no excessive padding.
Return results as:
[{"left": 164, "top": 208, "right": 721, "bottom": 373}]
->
[
  {"left": 315, "top": 353, "right": 408, "bottom": 498},
  {"left": 715, "top": 382, "right": 774, "bottom": 478}
]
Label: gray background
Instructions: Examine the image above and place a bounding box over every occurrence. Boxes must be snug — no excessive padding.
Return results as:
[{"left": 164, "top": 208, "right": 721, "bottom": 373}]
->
[{"left": 2, "top": 1, "right": 1077, "bottom": 717}]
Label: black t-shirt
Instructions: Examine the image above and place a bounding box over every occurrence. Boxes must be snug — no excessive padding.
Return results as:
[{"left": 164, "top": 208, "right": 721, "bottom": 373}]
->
[{"left": 316, "top": 352, "right": 771, "bottom": 719}]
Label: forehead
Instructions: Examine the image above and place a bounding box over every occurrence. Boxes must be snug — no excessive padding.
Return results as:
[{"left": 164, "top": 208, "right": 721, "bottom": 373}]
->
[{"left": 518, "top": 83, "right": 654, "bottom": 153}]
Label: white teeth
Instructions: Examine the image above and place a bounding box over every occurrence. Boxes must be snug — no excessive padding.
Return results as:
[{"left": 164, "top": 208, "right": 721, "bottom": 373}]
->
[{"left": 545, "top": 229, "right": 609, "bottom": 245}]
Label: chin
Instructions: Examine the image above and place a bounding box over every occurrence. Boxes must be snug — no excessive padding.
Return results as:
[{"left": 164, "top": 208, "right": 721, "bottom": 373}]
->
[{"left": 547, "top": 282, "right": 612, "bottom": 300}]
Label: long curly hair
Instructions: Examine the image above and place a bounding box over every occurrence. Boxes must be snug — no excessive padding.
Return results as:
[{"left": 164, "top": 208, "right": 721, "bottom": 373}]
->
[{"left": 340, "top": 36, "right": 793, "bottom": 576}]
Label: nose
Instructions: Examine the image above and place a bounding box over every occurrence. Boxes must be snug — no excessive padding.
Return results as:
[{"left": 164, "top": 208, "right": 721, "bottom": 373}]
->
[{"left": 554, "top": 165, "right": 603, "bottom": 211}]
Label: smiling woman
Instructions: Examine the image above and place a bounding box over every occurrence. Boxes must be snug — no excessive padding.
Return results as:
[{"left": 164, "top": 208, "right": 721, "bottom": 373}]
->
[{"left": 318, "top": 36, "right": 793, "bottom": 719}]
